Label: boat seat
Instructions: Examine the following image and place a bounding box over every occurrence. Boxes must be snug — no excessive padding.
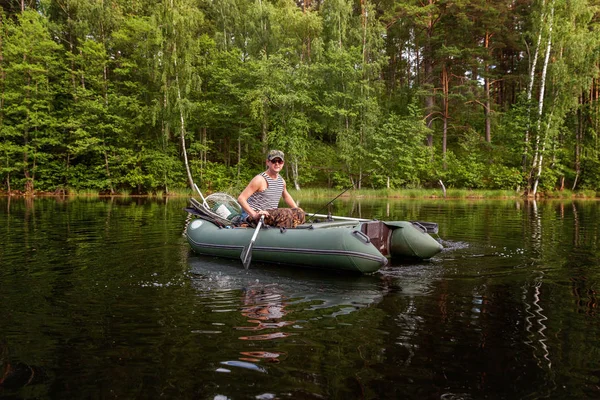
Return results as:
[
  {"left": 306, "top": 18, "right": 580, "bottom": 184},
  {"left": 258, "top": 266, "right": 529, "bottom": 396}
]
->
[{"left": 360, "top": 221, "right": 392, "bottom": 257}]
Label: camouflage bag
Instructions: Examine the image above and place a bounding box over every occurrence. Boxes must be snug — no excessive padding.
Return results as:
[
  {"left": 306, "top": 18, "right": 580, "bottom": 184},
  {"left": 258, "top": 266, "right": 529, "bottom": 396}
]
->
[{"left": 263, "top": 207, "right": 306, "bottom": 228}]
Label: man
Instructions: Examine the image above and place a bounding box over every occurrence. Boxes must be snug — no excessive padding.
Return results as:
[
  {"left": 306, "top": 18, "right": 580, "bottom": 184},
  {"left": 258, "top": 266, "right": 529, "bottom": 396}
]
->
[{"left": 238, "top": 149, "right": 300, "bottom": 225}]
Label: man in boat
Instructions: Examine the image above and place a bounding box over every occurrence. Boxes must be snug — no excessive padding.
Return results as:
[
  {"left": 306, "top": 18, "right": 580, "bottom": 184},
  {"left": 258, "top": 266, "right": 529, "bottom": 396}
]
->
[{"left": 237, "top": 150, "right": 305, "bottom": 228}]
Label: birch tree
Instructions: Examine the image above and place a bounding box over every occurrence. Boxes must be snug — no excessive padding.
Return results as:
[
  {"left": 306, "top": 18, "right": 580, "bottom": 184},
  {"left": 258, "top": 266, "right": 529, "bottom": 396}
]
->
[
  {"left": 526, "top": 0, "right": 599, "bottom": 195},
  {"left": 529, "top": 0, "right": 554, "bottom": 196}
]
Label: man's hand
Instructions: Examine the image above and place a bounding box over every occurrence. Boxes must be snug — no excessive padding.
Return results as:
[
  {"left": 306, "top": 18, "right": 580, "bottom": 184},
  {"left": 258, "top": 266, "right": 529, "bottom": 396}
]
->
[{"left": 253, "top": 210, "right": 270, "bottom": 220}]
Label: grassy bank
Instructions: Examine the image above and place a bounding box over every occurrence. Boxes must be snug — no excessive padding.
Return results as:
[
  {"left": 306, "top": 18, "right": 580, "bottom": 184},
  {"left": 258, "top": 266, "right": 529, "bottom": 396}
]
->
[
  {"left": 0, "top": 188, "right": 194, "bottom": 198},
  {"left": 1, "top": 187, "right": 598, "bottom": 200},
  {"left": 290, "top": 188, "right": 600, "bottom": 200}
]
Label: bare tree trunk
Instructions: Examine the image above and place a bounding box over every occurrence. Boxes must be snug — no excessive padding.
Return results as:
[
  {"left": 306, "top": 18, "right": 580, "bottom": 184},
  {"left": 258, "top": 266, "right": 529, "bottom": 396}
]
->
[
  {"left": 177, "top": 86, "right": 193, "bottom": 190},
  {"left": 179, "top": 105, "right": 194, "bottom": 190},
  {"left": 358, "top": 168, "right": 362, "bottom": 190},
  {"left": 173, "top": 42, "right": 194, "bottom": 190}
]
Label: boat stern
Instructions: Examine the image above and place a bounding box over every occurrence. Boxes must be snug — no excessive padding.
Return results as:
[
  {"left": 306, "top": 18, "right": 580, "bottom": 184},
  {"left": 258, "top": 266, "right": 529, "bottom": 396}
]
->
[{"left": 385, "top": 221, "right": 443, "bottom": 259}]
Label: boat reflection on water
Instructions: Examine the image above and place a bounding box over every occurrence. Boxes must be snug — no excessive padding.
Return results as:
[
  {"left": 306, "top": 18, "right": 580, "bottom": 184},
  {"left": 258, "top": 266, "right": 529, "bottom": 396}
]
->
[
  {"left": 188, "top": 255, "right": 387, "bottom": 371},
  {"left": 188, "top": 255, "right": 386, "bottom": 313},
  {"left": 236, "top": 284, "right": 291, "bottom": 364}
]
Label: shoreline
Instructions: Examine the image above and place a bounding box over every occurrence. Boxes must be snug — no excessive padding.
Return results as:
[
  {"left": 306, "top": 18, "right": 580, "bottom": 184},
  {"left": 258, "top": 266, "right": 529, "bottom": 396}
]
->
[{"left": 1, "top": 190, "right": 598, "bottom": 201}]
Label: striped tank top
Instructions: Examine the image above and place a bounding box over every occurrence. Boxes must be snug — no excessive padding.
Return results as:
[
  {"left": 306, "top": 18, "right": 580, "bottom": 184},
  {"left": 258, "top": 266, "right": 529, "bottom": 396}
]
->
[{"left": 247, "top": 172, "right": 285, "bottom": 211}]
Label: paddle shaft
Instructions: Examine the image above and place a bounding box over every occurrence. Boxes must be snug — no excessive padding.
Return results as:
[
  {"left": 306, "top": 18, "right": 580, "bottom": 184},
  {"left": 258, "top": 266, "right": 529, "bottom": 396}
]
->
[{"left": 241, "top": 215, "right": 264, "bottom": 269}]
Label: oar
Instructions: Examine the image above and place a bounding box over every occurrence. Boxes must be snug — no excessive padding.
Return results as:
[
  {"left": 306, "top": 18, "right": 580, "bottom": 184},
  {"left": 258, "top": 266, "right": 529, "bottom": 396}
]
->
[{"left": 240, "top": 215, "right": 264, "bottom": 269}]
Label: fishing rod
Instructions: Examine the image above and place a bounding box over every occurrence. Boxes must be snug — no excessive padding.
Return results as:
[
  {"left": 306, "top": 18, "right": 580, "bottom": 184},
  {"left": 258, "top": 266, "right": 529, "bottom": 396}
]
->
[
  {"left": 307, "top": 170, "right": 375, "bottom": 222},
  {"left": 307, "top": 185, "right": 353, "bottom": 222}
]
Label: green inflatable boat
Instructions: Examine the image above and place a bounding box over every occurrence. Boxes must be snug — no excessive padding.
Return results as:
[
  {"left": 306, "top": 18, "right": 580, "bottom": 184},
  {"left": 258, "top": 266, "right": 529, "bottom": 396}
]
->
[{"left": 186, "top": 215, "right": 443, "bottom": 274}]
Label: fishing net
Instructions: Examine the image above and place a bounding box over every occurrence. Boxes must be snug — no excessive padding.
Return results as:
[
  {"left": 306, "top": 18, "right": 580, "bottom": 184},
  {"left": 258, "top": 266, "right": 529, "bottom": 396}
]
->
[{"left": 190, "top": 192, "right": 242, "bottom": 226}]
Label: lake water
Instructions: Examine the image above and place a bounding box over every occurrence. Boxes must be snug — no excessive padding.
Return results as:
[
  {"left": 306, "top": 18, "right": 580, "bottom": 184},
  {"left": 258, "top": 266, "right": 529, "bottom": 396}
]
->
[{"left": 1, "top": 196, "right": 599, "bottom": 399}]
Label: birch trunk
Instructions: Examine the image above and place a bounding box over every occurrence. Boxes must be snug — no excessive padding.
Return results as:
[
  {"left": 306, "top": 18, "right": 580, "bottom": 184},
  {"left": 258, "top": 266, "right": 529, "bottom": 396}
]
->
[
  {"left": 173, "top": 40, "right": 195, "bottom": 190},
  {"left": 531, "top": 2, "right": 554, "bottom": 196},
  {"left": 524, "top": 0, "right": 546, "bottom": 170},
  {"left": 527, "top": 1, "right": 545, "bottom": 101},
  {"left": 532, "top": 105, "right": 555, "bottom": 194},
  {"left": 291, "top": 159, "right": 300, "bottom": 191}
]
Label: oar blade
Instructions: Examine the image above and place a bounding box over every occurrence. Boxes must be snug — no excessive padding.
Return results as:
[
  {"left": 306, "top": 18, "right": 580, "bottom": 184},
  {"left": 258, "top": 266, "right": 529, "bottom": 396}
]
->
[{"left": 240, "top": 245, "right": 252, "bottom": 269}]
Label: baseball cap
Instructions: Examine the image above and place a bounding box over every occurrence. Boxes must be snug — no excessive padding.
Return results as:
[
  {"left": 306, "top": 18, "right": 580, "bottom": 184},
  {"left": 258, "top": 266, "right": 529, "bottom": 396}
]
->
[{"left": 267, "top": 150, "right": 285, "bottom": 161}]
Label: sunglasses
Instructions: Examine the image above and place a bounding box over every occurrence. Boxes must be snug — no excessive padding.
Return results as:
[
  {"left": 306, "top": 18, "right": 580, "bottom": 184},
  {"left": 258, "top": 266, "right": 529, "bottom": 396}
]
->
[{"left": 270, "top": 158, "right": 284, "bottom": 164}]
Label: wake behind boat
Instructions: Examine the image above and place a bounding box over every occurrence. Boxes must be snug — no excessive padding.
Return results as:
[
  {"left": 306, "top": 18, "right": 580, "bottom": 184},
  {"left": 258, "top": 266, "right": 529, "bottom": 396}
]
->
[{"left": 185, "top": 196, "right": 443, "bottom": 274}]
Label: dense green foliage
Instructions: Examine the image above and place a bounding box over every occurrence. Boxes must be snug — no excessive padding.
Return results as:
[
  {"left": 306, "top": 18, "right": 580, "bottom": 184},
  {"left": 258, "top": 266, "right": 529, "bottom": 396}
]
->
[{"left": 1, "top": 0, "right": 599, "bottom": 195}]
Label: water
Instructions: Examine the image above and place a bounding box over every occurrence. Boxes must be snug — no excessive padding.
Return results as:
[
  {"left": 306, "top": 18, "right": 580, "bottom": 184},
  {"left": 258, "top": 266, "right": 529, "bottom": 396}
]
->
[{"left": 1, "top": 197, "right": 599, "bottom": 399}]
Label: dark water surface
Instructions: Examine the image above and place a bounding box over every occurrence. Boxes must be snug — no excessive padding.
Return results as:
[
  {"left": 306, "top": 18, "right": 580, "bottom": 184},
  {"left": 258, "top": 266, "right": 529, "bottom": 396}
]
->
[{"left": 1, "top": 197, "right": 599, "bottom": 399}]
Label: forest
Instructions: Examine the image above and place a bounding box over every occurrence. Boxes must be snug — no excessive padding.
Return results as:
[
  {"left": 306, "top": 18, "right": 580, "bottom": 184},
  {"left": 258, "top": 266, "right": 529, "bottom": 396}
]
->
[{"left": 1, "top": 0, "right": 600, "bottom": 196}]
